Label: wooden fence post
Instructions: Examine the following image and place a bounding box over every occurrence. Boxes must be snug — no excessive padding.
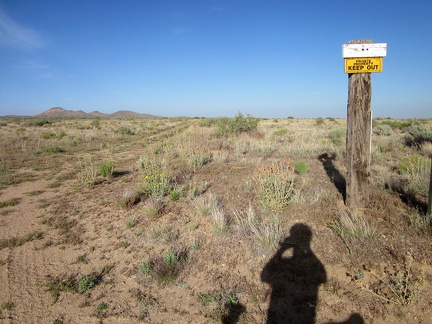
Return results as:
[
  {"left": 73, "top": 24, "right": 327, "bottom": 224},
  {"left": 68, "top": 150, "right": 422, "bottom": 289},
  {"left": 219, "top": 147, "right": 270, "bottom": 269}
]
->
[
  {"left": 345, "top": 39, "right": 373, "bottom": 209},
  {"left": 428, "top": 155, "right": 432, "bottom": 216}
]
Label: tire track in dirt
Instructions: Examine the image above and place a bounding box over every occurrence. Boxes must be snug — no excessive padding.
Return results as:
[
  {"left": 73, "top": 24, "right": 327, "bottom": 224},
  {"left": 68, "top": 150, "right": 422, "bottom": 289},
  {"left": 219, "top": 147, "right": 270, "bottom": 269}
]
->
[{"left": 5, "top": 245, "right": 52, "bottom": 323}]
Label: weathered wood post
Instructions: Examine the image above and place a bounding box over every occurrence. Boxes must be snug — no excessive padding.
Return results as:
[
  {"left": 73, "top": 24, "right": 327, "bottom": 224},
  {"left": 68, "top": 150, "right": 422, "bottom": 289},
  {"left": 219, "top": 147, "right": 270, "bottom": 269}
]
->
[
  {"left": 428, "top": 156, "right": 432, "bottom": 216},
  {"left": 342, "top": 40, "right": 387, "bottom": 209}
]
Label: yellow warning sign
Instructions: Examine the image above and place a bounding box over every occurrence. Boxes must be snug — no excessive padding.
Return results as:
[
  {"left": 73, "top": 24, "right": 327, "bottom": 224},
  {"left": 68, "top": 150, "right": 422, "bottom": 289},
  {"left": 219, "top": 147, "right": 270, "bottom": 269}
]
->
[{"left": 344, "top": 57, "right": 383, "bottom": 73}]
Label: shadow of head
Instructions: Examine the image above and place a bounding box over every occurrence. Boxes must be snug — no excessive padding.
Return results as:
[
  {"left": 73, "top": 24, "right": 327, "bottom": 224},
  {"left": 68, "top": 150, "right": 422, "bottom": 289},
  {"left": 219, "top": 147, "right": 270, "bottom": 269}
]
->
[{"left": 280, "top": 223, "right": 313, "bottom": 249}]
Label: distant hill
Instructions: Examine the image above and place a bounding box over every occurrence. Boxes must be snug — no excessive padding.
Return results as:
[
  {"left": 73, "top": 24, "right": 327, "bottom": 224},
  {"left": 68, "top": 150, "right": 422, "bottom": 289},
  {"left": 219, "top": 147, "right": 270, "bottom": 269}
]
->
[{"left": 33, "top": 107, "right": 158, "bottom": 119}]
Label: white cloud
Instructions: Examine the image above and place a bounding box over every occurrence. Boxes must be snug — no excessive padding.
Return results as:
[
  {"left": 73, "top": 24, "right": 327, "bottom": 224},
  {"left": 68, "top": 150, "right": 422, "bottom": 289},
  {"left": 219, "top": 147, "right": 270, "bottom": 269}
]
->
[{"left": 0, "top": 7, "right": 44, "bottom": 50}]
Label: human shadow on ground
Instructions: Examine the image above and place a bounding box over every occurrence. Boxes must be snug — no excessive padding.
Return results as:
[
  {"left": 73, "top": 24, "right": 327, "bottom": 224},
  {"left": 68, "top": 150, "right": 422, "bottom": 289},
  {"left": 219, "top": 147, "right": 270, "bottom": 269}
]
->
[
  {"left": 318, "top": 153, "right": 346, "bottom": 202},
  {"left": 261, "top": 223, "right": 327, "bottom": 323},
  {"left": 261, "top": 223, "right": 365, "bottom": 324},
  {"left": 221, "top": 302, "right": 246, "bottom": 324}
]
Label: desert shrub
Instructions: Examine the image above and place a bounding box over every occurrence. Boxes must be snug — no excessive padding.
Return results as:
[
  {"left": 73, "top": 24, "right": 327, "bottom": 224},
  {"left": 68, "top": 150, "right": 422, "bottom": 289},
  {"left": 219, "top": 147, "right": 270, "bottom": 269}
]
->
[
  {"left": 116, "top": 126, "right": 134, "bottom": 135},
  {"left": 330, "top": 211, "right": 378, "bottom": 240},
  {"left": 142, "top": 198, "right": 165, "bottom": 218},
  {"left": 228, "top": 112, "right": 259, "bottom": 133},
  {"left": 137, "top": 156, "right": 171, "bottom": 197},
  {"left": 45, "top": 268, "right": 108, "bottom": 303},
  {"left": 138, "top": 261, "right": 151, "bottom": 276},
  {"left": 328, "top": 128, "right": 345, "bottom": 146},
  {"left": 234, "top": 206, "right": 284, "bottom": 249},
  {"left": 294, "top": 161, "right": 309, "bottom": 175},
  {"left": 404, "top": 124, "right": 432, "bottom": 147},
  {"left": 40, "top": 131, "right": 57, "bottom": 139},
  {"left": 178, "top": 144, "right": 212, "bottom": 169},
  {"left": 192, "top": 193, "right": 219, "bottom": 216},
  {"left": 398, "top": 155, "right": 431, "bottom": 197},
  {"left": 187, "top": 180, "right": 209, "bottom": 198},
  {"left": 43, "top": 146, "right": 65, "bottom": 154},
  {"left": 25, "top": 119, "right": 52, "bottom": 127},
  {"left": 45, "top": 274, "right": 78, "bottom": 302},
  {"left": 351, "top": 252, "right": 426, "bottom": 306},
  {"left": 211, "top": 206, "right": 229, "bottom": 233},
  {"left": 273, "top": 129, "right": 288, "bottom": 136},
  {"left": 117, "top": 188, "right": 140, "bottom": 210},
  {"left": 373, "top": 124, "right": 393, "bottom": 136},
  {"left": 125, "top": 218, "right": 138, "bottom": 229},
  {"left": 57, "top": 130, "right": 67, "bottom": 139},
  {"left": 147, "top": 249, "right": 189, "bottom": 285},
  {"left": 379, "top": 119, "right": 413, "bottom": 130},
  {"left": 406, "top": 208, "right": 432, "bottom": 231},
  {"left": 168, "top": 190, "right": 180, "bottom": 201},
  {"left": 212, "top": 113, "right": 259, "bottom": 137},
  {"left": 255, "top": 158, "right": 297, "bottom": 211},
  {"left": 99, "top": 161, "right": 114, "bottom": 178},
  {"left": 91, "top": 119, "right": 101, "bottom": 129},
  {"left": 76, "top": 159, "right": 98, "bottom": 187},
  {"left": 315, "top": 118, "right": 324, "bottom": 125},
  {"left": 78, "top": 275, "right": 95, "bottom": 293}
]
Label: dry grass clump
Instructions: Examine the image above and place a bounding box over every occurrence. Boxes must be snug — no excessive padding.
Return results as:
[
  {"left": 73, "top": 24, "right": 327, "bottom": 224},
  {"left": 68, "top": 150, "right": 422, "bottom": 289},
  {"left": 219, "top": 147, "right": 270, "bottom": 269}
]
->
[
  {"left": 330, "top": 211, "right": 378, "bottom": 255},
  {"left": 234, "top": 205, "right": 285, "bottom": 249},
  {"left": 0, "top": 197, "right": 21, "bottom": 208},
  {"left": 0, "top": 231, "right": 44, "bottom": 250},
  {"left": 142, "top": 198, "right": 165, "bottom": 219},
  {"left": 254, "top": 158, "right": 297, "bottom": 212},
  {"left": 139, "top": 248, "right": 189, "bottom": 285},
  {"left": 117, "top": 187, "right": 140, "bottom": 210},
  {"left": 76, "top": 157, "right": 98, "bottom": 187},
  {"left": 331, "top": 210, "right": 378, "bottom": 240},
  {"left": 211, "top": 206, "right": 229, "bottom": 233},
  {"left": 192, "top": 192, "right": 219, "bottom": 217},
  {"left": 398, "top": 154, "right": 431, "bottom": 197},
  {"left": 178, "top": 143, "right": 212, "bottom": 170}
]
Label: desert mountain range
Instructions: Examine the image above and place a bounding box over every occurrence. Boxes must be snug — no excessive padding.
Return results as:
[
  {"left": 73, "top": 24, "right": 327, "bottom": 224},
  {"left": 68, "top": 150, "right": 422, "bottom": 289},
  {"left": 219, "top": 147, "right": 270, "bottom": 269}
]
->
[{"left": 2, "top": 107, "right": 157, "bottom": 119}]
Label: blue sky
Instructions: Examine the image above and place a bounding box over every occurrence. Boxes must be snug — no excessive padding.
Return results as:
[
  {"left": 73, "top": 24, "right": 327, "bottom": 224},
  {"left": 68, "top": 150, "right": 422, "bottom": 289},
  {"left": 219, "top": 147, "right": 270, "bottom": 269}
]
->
[{"left": 0, "top": 0, "right": 431, "bottom": 118}]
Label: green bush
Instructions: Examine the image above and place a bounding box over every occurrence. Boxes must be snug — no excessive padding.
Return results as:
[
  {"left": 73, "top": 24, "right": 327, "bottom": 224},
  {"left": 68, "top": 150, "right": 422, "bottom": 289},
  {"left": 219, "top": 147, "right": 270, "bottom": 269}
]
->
[
  {"left": 116, "top": 126, "right": 134, "bottom": 135},
  {"left": 99, "top": 161, "right": 114, "bottom": 178},
  {"left": 404, "top": 124, "right": 432, "bottom": 146},
  {"left": 255, "top": 159, "right": 296, "bottom": 211},
  {"left": 294, "top": 161, "right": 309, "bottom": 175},
  {"left": 40, "top": 131, "right": 56, "bottom": 139},
  {"left": 78, "top": 275, "right": 95, "bottom": 293},
  {"left": 373, "top": 124, "right": 393, "bottom": 136},
  {"left": 43, "top": 146, "right": 65, "bottom": 154},
  {"left": 398, "top": 154, "right": 431, "bottom": 197},
  {"left": 25, "top": 119, "right": 52, "bottom": 127},
  {"left": 328, "top": 128, "right": 345, "bottom": 146},
  {"left": 212, "top": 113, "right": 259, "bottom": 137},
  {"left": 168, "top": 190, "right": 180, "bottom": 201},
  {"left": 273, "top": 129, "right": 288, "bottom": 136},
  {"left": 315, "top": 118, "right": 324, "bottom": 125}
]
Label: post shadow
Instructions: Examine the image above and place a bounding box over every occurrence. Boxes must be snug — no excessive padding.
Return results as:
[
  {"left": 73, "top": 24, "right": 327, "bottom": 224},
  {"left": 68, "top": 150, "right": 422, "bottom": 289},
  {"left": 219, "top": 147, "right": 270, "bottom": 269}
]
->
[
  {"left": 318, "top": 153, "right": 347, "bottom": 202},
  {"left": 261, "top": 223, "right": 327, "bottom": 323}
]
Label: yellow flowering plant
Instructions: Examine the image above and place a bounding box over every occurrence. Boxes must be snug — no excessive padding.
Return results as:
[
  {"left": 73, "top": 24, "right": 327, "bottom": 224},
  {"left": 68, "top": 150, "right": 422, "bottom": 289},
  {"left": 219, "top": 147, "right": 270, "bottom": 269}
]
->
[{"left": 137, "top": 156, "right": 171, "bottom": 197}]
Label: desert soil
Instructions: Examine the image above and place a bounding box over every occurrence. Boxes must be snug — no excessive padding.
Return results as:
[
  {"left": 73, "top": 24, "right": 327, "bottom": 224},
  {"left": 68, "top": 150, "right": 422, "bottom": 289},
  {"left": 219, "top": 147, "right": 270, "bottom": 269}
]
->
[{"left": 0, "top": 118, "right": 431, "bottom": 324}]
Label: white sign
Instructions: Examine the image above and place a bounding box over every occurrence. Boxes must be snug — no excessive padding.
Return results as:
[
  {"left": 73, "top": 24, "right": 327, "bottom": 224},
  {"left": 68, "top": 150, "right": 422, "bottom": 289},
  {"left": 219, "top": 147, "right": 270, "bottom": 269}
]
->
[{"left": 342, "top": 43, "right": 387, "bottom": 58}]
